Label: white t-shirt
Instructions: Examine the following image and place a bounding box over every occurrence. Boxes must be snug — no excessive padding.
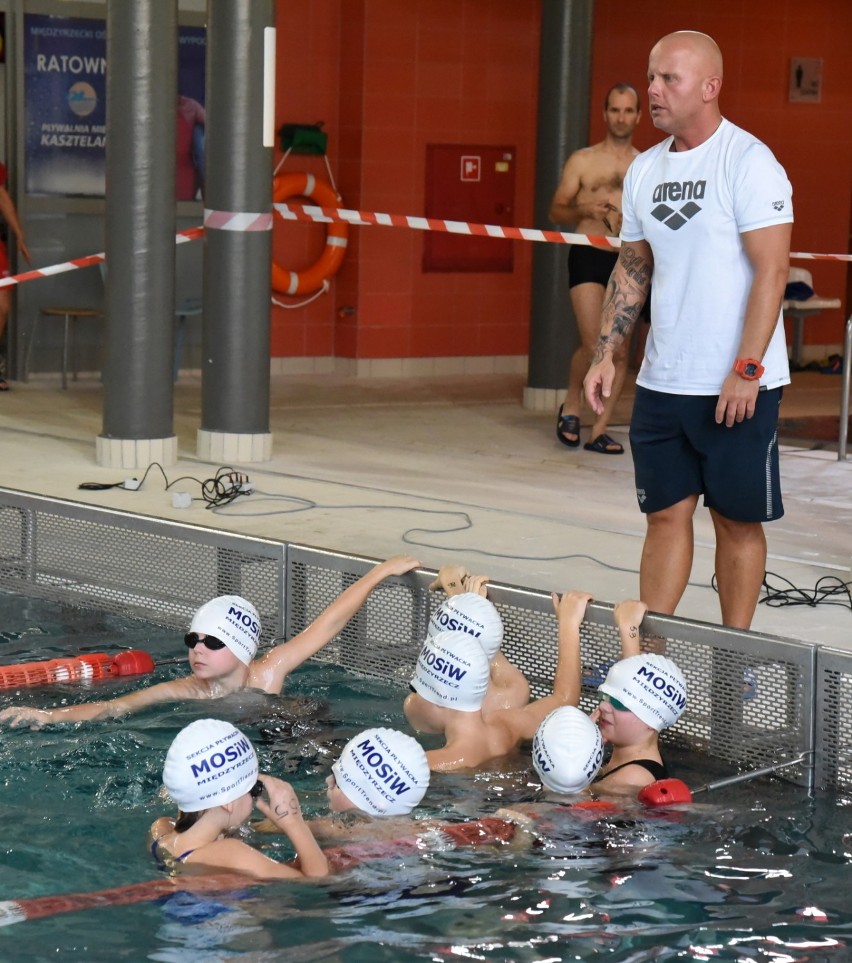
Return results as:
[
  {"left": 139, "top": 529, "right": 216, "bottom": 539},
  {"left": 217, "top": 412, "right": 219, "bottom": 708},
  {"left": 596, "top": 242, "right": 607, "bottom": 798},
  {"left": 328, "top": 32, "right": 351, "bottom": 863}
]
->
[{"left": 621, "top": 118, "right": 793, "bottom": 394}]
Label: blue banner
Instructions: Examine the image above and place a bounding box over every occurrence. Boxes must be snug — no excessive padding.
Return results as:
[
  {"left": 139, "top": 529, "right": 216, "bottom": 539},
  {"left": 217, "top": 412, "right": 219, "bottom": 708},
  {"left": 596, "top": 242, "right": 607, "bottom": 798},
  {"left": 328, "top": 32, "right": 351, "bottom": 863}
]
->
[{"left": 24, "top": 14, "right": 206, "bottom": 198}]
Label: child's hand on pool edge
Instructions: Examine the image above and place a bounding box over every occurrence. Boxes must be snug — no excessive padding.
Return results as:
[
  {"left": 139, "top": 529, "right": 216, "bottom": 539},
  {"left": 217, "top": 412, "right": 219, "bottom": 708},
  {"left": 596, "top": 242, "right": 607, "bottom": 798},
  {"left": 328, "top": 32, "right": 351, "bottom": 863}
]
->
[{"left": 375, "top": 555, "right": 421, "bottom": 579}]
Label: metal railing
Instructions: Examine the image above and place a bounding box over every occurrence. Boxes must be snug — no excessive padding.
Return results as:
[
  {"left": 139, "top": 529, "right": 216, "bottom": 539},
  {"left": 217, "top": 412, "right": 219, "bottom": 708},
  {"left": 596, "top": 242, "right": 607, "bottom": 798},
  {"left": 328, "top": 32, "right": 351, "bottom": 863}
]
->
[{"left": 1, "top": 488, "right": 848, "bottom": 790}]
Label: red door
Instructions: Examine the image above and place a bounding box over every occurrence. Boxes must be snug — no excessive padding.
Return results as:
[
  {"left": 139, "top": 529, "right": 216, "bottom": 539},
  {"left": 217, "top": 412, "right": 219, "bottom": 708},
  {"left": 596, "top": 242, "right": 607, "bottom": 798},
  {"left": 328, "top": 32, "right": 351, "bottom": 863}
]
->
[{"left": 423, "top": 144, "right": 515, "bottom": 272}]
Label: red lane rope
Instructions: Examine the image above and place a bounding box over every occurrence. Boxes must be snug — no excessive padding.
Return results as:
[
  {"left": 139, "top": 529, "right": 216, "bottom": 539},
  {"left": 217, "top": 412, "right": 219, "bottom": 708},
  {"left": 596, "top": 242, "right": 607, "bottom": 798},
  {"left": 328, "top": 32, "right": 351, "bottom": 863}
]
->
[{"left": 0, "top": 817, "right": 517, "bottom": 927}]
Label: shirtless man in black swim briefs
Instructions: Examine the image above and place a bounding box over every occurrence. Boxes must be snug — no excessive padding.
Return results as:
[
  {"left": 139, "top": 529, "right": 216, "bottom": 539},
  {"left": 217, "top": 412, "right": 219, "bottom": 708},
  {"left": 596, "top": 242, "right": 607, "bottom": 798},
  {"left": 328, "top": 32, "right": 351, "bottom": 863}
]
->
[{"left": 549, "top": 83, "right": 641, "bottom": 455}]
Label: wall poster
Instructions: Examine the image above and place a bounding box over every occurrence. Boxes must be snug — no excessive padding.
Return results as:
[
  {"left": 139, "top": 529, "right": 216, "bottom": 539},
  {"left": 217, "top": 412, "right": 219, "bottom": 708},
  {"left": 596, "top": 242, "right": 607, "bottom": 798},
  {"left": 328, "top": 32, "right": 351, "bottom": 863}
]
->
[{"left": 24, "top": 14, "right": 206, "bottom": 197}]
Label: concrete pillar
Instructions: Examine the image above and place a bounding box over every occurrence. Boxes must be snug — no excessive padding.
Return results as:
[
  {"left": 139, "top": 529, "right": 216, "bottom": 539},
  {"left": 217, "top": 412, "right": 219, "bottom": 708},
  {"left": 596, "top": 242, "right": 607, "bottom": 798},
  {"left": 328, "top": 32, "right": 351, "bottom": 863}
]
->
[
  {"left": 197, "top": 0, "right": 275, "bottom": 465},
  {"left": 524, "top": 0, "right": 594, "bottom": 412},
  {"left": 97, "top": 0, "right": 178, "bottom": 469}
]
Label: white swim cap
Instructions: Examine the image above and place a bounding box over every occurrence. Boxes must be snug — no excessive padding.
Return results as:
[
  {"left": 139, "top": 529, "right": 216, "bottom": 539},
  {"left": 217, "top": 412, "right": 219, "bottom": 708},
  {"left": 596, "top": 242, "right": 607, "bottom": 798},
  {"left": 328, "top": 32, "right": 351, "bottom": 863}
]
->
[
  {"left": 410, "top": 630, "right": 490, "bottom": 712},
  {"left": 427, "top": 592, "right": 504, "bottom": 661},
  {"left": 189, "top": 595, "right": 261, "bottom": 666},
  {"left": 599, "top": 653, "right": 688, "bottom": 730},
  {"left": 332, "top": 727, "right": 430, "bottom": 816},
  {"left": 532, "top": 706, "right": 604, "bottom": 794},
  {"left": 163, "top": 719, "right": 259, "bottom": 812}
]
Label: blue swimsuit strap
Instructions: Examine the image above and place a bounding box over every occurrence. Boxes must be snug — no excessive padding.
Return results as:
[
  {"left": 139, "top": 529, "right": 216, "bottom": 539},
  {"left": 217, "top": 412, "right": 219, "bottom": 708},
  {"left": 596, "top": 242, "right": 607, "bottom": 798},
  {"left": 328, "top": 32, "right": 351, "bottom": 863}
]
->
[{"left": 151, "top": 837, "right": 195, "bottom": 866}]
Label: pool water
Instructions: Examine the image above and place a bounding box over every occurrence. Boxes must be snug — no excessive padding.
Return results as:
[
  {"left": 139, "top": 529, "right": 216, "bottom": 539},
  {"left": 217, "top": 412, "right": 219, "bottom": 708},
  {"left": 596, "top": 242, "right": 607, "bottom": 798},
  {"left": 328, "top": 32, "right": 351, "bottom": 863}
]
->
[{"left": 1, "top": 592, "right": 851, "bottom": 962}]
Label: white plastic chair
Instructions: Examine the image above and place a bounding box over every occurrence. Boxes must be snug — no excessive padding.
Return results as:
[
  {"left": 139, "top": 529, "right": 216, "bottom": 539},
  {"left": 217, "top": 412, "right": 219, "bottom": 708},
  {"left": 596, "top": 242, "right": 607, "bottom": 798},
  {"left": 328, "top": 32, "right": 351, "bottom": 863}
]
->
[{"left": 782, "top": 266, "right": 841, "bottom": 368}]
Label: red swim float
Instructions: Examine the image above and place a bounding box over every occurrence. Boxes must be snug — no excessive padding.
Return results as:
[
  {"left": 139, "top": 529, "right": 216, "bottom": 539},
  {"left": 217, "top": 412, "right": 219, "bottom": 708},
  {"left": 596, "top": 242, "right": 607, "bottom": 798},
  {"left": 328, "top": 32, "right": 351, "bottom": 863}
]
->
[
  {"left": 0, "top": 650, "right": 156, "bottom": 690},
  {"left": 271, "top": 172, "right": 348, "bottom": 296}
]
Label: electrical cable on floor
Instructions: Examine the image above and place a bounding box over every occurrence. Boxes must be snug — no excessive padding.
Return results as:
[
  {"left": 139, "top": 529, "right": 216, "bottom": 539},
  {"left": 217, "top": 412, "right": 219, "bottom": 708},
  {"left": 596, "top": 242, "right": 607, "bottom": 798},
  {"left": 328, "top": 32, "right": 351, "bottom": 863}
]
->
[
  {"left": 81, "top": 470, "right": 847, "bottom": 605},
  {"left": 210, "top": 487, "right": 714, "bottom": 586},
  {"left": 79, "top": 463, "right": 252, "bottom": 510},
  {"left": 710, "top": 570, "right": 852, "bottom": 611},
  {"left": 759, "top": 571, "right": 852, "bottom": 611}
]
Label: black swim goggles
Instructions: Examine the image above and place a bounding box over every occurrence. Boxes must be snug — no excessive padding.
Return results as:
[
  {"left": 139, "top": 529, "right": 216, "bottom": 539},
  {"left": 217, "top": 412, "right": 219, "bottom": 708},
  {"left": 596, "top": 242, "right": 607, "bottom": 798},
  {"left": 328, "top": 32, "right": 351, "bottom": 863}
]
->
[
  {"left": 249, "top": 779, "right": 265, "bottom": 799},
  {"left": 184, "top": 632, "right": 227, "bottom": 651}
]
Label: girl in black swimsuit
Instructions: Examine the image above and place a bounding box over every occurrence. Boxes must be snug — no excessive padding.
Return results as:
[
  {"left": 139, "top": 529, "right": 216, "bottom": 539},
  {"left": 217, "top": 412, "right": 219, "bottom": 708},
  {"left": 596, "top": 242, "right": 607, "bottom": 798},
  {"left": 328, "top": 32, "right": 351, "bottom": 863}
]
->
[{"left": 591, "top": 600, "right": 687, "bottom": 793}]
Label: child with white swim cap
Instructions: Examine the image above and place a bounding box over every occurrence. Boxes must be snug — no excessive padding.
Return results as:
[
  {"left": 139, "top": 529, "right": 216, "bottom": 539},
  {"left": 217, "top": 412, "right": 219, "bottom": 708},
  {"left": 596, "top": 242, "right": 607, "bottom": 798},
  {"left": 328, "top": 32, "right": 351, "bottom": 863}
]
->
[
  {"left": 327, "top": 727, "right": 431, "bottom": 817},
  {"left": 405, "top": 565, "right": 532, "bottom": 737},
  {"left": 149, "top": 719, "right": 328, "bottom": 880},
  {"left": 407, "top": 590, "right": 595, "bottom": 772},
  {"left": 532, "top": 705, "right": 605, "bottom": 794},
  {"left": 0, "top": 555, "right": 421, "bottom": 729},
  {"left": 592, "top": 600, "right": 688, "bottom": 792}
]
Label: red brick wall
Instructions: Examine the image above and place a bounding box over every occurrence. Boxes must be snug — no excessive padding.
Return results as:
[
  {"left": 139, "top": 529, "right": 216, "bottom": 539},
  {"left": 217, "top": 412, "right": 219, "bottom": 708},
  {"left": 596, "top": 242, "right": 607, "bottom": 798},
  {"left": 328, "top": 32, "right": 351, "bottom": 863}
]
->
[{"left": 271, "top": 0, "right": 539, "bottom": 359}]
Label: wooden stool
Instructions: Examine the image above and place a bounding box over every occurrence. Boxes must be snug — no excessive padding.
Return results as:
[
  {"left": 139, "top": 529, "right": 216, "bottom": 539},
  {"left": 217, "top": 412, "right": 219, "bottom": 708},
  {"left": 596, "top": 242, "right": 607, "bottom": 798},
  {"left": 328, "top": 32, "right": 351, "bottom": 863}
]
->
[{"left": 25, "top": 306, "right": 103, "bottom": 389}]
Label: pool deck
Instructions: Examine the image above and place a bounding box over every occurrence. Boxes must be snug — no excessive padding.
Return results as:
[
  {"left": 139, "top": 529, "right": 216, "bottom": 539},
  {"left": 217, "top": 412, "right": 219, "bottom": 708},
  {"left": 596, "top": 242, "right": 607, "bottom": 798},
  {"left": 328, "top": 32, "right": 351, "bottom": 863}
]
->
[{"left": 0, "top": 366, "right": 849, "bottom": 651}]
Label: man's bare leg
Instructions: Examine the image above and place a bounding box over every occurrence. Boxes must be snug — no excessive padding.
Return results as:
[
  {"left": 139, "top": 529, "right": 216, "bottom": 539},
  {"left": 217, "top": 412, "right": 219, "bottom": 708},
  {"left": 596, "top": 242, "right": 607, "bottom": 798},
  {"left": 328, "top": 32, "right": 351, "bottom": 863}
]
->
[
  {"left": 558, "top": 282, "right": 627, "bottom": 448},
  {"left": 639, "top": 494, "right": 699, "bottom": 616},
  {"left": 709, "top": 510, "right": 766, "bottom": 629}
]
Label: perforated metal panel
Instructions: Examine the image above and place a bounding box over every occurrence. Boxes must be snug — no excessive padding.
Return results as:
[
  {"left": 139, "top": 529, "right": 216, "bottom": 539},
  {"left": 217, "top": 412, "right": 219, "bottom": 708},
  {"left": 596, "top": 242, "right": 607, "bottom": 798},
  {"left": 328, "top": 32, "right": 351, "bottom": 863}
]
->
[
  {"left": 815, "top": 648, "right": 852, "bottom": 790},
  {"left": 642, "top": 617, "right": 814, "bottom": 782},
  {"left": 0, "top": 489, "right": 827, "bottom": 789},
  {"left": 286, "top": 546, "right": 429, "bottom": 685},
  {"left": 0, "top": 490, "right": 285, "bottom": 642}
]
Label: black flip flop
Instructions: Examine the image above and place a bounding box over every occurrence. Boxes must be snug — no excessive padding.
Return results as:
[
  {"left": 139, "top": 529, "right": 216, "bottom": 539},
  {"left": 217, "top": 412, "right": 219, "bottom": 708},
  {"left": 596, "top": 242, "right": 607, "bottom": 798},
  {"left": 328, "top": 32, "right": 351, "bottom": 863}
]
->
[
  {"left": 556, "top": 405, "right": 580, "bottom": 447},
  {"left": 584, "top": 433, "right": 623, "bottom": 455}
]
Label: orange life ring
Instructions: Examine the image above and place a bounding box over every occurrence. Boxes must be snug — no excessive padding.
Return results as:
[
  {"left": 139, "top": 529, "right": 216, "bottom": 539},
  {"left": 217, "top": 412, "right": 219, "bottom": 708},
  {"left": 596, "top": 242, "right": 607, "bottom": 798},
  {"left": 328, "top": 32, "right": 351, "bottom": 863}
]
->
[{"left": 271, "top": 172, "right": 348, "bottom": 296}]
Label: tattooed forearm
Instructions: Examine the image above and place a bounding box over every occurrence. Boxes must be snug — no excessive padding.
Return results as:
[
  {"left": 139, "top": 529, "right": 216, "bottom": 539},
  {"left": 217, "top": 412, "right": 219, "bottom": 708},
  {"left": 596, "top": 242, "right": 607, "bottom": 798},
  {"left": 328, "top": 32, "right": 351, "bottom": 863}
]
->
[
  {"left": 591, "top": 335, "right": 613, "bottom": 366},
  {"left": 621, "top": 245, "right": 653, "bottom": 290},
  {"left": 594, "top": 244, "right": 652, "bottom": 359}
]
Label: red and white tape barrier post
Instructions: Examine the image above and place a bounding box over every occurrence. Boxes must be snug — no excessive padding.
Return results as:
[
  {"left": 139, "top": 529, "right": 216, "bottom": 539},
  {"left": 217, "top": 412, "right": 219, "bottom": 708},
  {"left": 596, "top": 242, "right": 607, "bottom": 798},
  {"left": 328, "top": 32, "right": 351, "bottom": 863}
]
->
[{"left": 0, "top": 212, "right": 847, "bottom": 294}]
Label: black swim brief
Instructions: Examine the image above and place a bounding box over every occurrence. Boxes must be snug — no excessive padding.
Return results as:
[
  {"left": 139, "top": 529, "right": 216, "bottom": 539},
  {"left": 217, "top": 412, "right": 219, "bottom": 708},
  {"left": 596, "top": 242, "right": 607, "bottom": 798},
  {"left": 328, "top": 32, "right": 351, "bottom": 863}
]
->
[{"left": 567, "top": 245, "right": 618, "bottom": 289}]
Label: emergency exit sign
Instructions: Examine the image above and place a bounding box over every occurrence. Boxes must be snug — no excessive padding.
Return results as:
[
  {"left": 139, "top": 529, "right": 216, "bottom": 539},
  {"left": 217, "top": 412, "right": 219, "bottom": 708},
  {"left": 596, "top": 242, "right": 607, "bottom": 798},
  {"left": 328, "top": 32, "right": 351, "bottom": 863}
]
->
[{"left": 460, "top": 155, "right": 481, "bottom": 181}]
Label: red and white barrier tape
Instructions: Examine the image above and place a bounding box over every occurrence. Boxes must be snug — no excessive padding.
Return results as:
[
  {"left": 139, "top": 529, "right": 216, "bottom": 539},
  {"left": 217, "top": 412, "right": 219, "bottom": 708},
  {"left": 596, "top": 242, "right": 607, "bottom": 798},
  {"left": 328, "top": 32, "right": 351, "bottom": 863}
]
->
[
  {"left": 272, "top": 202, "right": 852, "bottom": 263},
  {"left": 0, "top": 227, "right": 204, "bottom": 291},
  {"left": 274, "top": 201, "right": 619, "bottom": 251},
  {"left": 203, "top": 209, "right": 273, "bottom": 231},
  {"left": 0, "top": 207, "right": 848, "bottom": 292}
]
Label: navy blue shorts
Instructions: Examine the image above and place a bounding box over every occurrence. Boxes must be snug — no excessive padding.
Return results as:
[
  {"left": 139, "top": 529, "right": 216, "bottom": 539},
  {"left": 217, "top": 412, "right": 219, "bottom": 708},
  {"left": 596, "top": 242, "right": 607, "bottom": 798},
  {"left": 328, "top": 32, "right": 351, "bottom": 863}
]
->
[{"left": 629, "top": 386, "right": 784, "bottom": 521}]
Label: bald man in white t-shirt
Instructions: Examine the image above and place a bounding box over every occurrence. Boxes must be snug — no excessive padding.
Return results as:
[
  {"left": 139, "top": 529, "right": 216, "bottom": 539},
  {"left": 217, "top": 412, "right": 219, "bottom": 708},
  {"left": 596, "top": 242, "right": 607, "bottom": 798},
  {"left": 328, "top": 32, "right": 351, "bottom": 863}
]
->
[{"left": 584, "top": 31, "right": 792, "bottom": 630}]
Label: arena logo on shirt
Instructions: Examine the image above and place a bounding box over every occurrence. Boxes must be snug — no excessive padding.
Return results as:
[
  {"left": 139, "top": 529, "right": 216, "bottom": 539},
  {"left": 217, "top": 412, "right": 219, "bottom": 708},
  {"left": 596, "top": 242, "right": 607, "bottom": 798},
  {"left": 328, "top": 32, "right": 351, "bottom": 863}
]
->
[
  {"left": 652, "top": 180, "right": 706, "bottom": 203},
  {"left": 651, "top": 179, "right": 706, "bottom": 230}
]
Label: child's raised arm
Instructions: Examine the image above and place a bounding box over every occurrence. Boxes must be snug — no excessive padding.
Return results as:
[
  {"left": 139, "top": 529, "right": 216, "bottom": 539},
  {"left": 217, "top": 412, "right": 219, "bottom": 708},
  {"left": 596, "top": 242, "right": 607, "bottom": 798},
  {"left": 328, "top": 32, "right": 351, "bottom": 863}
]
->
[
  {"left": 498, "top": 590, "right": 593, "bottom": 742},
  {"left": 252, "top": 554, "right": 421, "bottom": 692},
  {"left": 613, "top": 599, "right": 648, "bottom": 658}
]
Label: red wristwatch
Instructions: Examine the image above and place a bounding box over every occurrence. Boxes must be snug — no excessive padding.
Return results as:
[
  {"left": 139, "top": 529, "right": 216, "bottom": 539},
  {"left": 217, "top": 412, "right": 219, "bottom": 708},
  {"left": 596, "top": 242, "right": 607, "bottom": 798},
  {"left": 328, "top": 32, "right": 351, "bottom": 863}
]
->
[{"left": 733, "top": 358, "right": 765, "bottom": 381}]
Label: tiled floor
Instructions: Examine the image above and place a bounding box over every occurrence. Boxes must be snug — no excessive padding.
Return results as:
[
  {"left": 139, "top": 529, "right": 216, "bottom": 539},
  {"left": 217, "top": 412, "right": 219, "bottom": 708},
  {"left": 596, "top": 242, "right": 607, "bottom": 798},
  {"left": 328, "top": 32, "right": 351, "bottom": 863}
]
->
[{"left": 0, "top": 366, "right": 849, "bottom": 649}]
